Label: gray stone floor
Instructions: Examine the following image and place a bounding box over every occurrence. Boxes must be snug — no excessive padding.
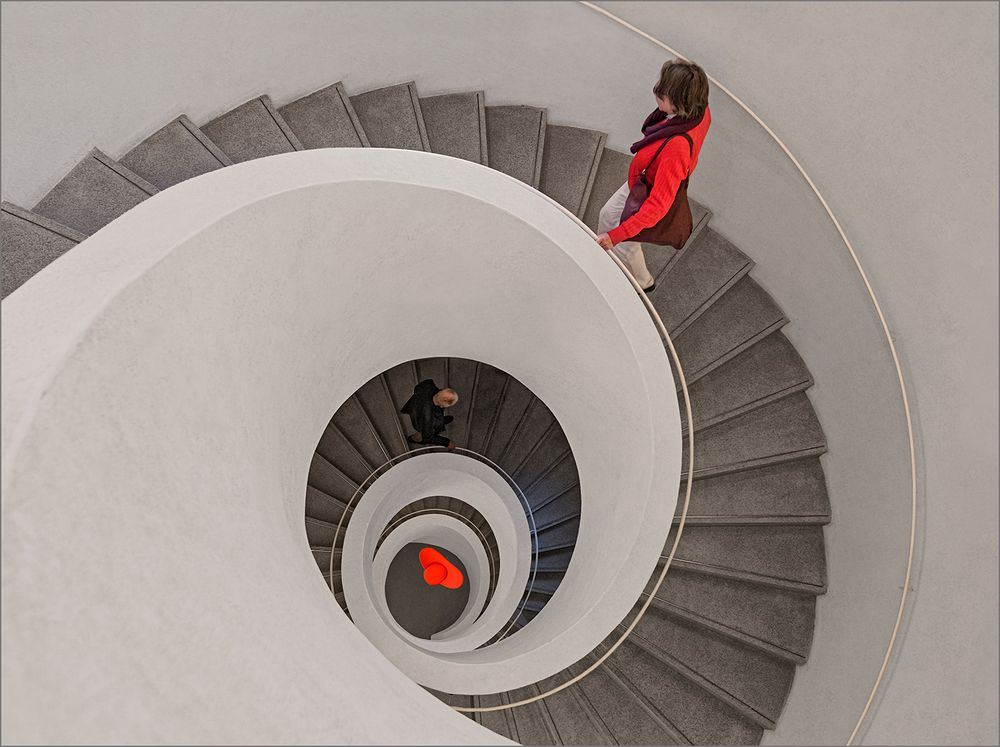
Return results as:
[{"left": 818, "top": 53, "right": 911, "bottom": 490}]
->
[{"left": 385, "top": 543, "right": 469, "bottom": 639}]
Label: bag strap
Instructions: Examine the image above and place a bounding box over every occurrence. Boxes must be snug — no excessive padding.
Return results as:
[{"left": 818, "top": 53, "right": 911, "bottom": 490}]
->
[{"left": 639, "top": 133, "right": 695, "bottom": 184}]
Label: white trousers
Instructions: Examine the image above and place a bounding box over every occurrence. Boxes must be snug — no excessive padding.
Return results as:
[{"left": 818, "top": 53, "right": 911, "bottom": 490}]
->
[{"left": 598, "top": 181, "right": 655, "bottom": 289}]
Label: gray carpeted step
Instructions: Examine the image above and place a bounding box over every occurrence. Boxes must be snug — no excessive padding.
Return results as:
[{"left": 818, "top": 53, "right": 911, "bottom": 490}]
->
[
  {"left": 463, "top": 364, "right": 509, "bottom": 455},
  {"left": 682, "top": 331, "right": 813, "bottom": 433},
  {"left": 32, "top": 149, "right": 158, "bottom": 236},
  {"left": 566, "top": 658, "right": 684, "bottom": 745},
  {"left": 308, "top": 452, "right": 359, "bottom": 504},
  {"left": 665, "top": 524, "right": 827, "bottom": 593},
  {"left": 649, "top": 568, "right": 816, "bottom": 663},
  {"left": 315, "top": 421, "right": 374, "bottom": 483},
  {"left": 531, "top": 673, "right": 616, "bottom": 745},
  {"left": 582, "top": 147, "right": 631, "bottom": 232},
  {"left": 483, "top": 377, "right": 535, "bottom": 464},
  {"left": 120, "top": 115, "right": 232, "bottom": 190},
  {"left": 498, "top": 402, "right": 557, "bottom": 476},
  {"left": 508, "top": 685, "right": 561, "bottom": 744},
  {"left": 311, "top": 546, "right": 341, "bottom": 572},
  {"left": 355, "top": 375, "right": 408, "bottom": 458},
  {"left": 632, "top": 609, "right": 794, "bottom": 729},
  {"left": 512, "top": 429, "right": 572, "bottom": 490},
  {"left": 531, "top": 484, "right": 581, "bottom": 529},
  {"left": 538, "top": 124, "right": 607, "bottom": 217},
  {"left": 201, "top": 96, "right": 303, "bottom": 163},
  {"left": 349, "top": 81, "right": 429, "bottom": 151},
  {"left": 674, "top": 275, "right": 787, "bottom": 385},
  {"left": 534, "top": 546, "right": 574, "bottom": 572},
  {"left": 683, "top": 393, "right": 826, "bottom": 478},
  {"left": 475, "top": 694, "right": 518, "bottom": 742},
  {"left": 416, "top": 357, "right": 449, "bottom": 390},
  {"left": 485, "top": 105, "right": 546, "bottom": 188},
  {"left": 305, "top": 516, "right": 339, "bottom": 547},
  {"left": 650, "top": 227, "right": 754, "bottom": 336},
  {"left": 442, "top": 358, "right": 478, "bottom": 448},
  {"left": 383, "top": 361, "right": 422, "bottom": 442},
  {"left": 278, "top": 81, "right": 369, "bottom": 149},
  {"left": 610, "top": 637, "right": 764, "bottom": 744},
  {"left": 676, "top": 459, "right": 830, "bottom": 526},
  {"left": 419, "top": 91, "right": 488, "bottom": 165},
  {"left": 1, "top": 202, "right": 86, "bottom": 298},
  {"left": 536, "top": 515, "right": 581, "bottom": 552},
  {"left": 331, "top": 396, "right": 393, "bottom": 467},
  {"left": 305, "top": 485, "right": 350, "bottom": 526}
]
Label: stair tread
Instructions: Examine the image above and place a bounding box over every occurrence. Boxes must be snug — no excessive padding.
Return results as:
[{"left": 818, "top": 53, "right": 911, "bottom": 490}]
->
[
  {"left": 355, "top": 375, "right": 408, "bottom": 458},
  {"left": 201, "top": 96, "right": 302, "bottom": 163},
  {"left": 305, "top": 485, "right": 349, "bottom": 526},
  {"left": 674, "top": 275, "right": 786, "bottom": 384},
  {"left": 679, "top": 458, "right": 830, "bottom": 524},
  {"left": 582, "top": 146, "right": 630, "bottom": 232},
  {"left": 684, "top": 330, "right": 813, "bottom": 432},
  {"left": 634, "top": 608, "right": 794, "bottom": 727},
  {"left": 32, "top": 149, "right": 157, "bottom": 236},
  {"left": 650, "top": 567, "right": 816, "bottom": 661},
  {"left": 463, "top": 363, "right": 510, "bottom": 455},
  {"left": 349, "top": 81, "right": 429, "bottom": 151},
  {"left": 650, "top": 226, "right": 753, "bottom": 335},
  {"left": 507, "top": 686, "right": 561, "bottom": 745},
  {"left": 684, "top": 392, "right": 826, "bottom": 477},
  {"left": 315, "top": 423, "right": 373, "bottom": 485},
  {"left": 538, "top": 124, "right": 607, "bottom": 217},
  {"left": 278, "top": 81, "right": 369, "bottom": 149},
  {"left": 308, "top": 452, "right": 359, "bottom": 504},
  {"left": 120, "top": 115, "right": 231, "bottom": 190},
  {"left": 442, "top": 358, "right": 478, "bottom": 448},
  {"left": 612, "top": 637, "right": 764, "bottom": 744},
  {"left": 485, "top": 105, "right": 546, "bottom": 188},
  {"left": 1, "top": 202, "right": 85, "bottom": 298},
  {"left": 331, "top": 397, "right": 391, "bottom": 470},
  {"left": 420, "top": 91, "right": 488, "bottom": 165},
  {"left": 666, "top": 524, "right": 827, "bottom": 591}
]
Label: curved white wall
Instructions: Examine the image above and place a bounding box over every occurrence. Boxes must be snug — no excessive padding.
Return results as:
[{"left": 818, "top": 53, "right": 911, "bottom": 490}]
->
[
  {"left": 1, "top": 148, "right": 679, "bottom": 743},
  {"left": 1, "top": 2, "right": 995, "bottom": 744}
]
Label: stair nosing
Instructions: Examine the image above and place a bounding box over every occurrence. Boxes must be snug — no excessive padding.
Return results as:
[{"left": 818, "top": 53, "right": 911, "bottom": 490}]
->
[
  {"left": 667, "top": 259, "right": 754, "bottom": 339},
  {"left": 1, "top": 201, "right": 88, "bottom": 243},
  {"left": 682, "top": 377, "right": 814, "bottom": 434},
  {"left": 664, "top": 557, "right": 827, "bottom": 595},
  {"left": 677, "top": 318, "right": 789, "bottom": 388},
  {"left": 176, "top": 114, "right": 234, "bottom": 166},
  {"left": 259, "top": 94, "right": 305, "bottom": 151},
  {"left": 682, "top": 444, "right": 828, "bottom": 481}
]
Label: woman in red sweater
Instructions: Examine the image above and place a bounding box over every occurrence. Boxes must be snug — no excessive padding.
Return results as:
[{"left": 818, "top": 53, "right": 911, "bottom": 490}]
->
[{"left": 597, "top": 60, "right": 711, "bottom": 292}]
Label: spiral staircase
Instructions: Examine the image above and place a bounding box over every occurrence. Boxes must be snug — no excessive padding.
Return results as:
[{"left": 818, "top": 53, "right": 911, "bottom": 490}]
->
[{"left": 0, "top": 79, "right": 830, "bottom": 745}]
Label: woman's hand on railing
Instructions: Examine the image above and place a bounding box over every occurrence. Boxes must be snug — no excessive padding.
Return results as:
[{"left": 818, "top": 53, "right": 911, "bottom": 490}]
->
[{"left": 596, "top": 233, "right": 615, "bottom": 251}]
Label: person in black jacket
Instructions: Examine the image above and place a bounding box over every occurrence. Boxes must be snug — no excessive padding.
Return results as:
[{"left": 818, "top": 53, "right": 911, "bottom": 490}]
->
[{"left": 400, "top": 380, "right": 459, "bottom": 448}]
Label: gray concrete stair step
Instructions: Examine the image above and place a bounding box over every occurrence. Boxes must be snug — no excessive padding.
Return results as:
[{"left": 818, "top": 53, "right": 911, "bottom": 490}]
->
[
  {"left": 349, "top": 81, "right": 429, "bottom": 151},
  {"left": 535, "top": 515, "right": 580, "bottom": 552},
  {"left": 534, "top": 546, "right": 574, "bottom": 572},
  {"left": 650, "top": 226, "right": 754, "bottom": 336},
  {"left": 530, "top": 483, "right": 581, "bottom": 528},
  {"left": 674, "top": 275, "right": 787, "bottom": 386},
  {"left": 676, "top": 459, "right": 830, "bottom": 526},
  {"left": 331, "top": 396, "right": 393, "bottom": 469},
  {"left": 507, "top": 685, "right": 562, "bottom": 745},
  {"left": 415, "top": 357, "right": 449, "bottom": 390},
  {"left": 631, "top": 608, "right": 794, "bottom": 729},
  {"left": 120, "top": 115, "right": 232, "bottom": 190},
  {"left": 305, "top": 485, "right": 350, "bottom": 526},
  {"left": 582, "top": 146, "right": 630, "bottom": 232},
  {"left": 538, "top": 124, "right": 607, "bottom": 217},
  {"left": 201, "top": 95, "right": 303, "bottom": 163},
  {"left": 564, "top": 658, "right": 686, "bottom": 745},
  {"left": 442, "top": 357, "right": 479, "bottom": 447},
  {"left": 682, "top": 331, "right": 813, "bottom": 433},
  {"left": 647, "top": 568, "right": 816, "bottom": 663},
  {"left": 483, "top": 376, "right": 535, "bottom": 464},
  {"left": 355, "top": 374, "right": 409, "bottom": 458},
  {"left": 315, "top": 421, "right": 375, "bottom": 484},
  {"left": 32, "top": 148, "right": 157, "bottom": 236},
  {"left": 278, "top": 81, "right": 369, "bottom": 149},
  {"left": 528, "top": 669, "right": 617, "bottom": 746},
  {"left": 310, "top": 546, "right": 341, "bottom": 572},
  {"left": 419, "top": 91, "right": 488, "bottom": 164},
  {"left": 517, "top": 441, "right": 577, "bottom": 503},
  {"left": 682, "top": 393, "right": 827, "bottom": 479},
  {"left": 485, "top": 105, "right": 546, "bottom": 188},
  {"left": 609, "top": 637, "right": 764, "bottom": 745},
  {"left": 308, "top": 452, "right": 360, "bottom": 504},
  {"left": 663, "top": 524, "right": 827, "bottom": 593},
  {"left": 500, "top": 407, "right": 559, "bottom": 479},
  {"left": 474, "top": 693, "right": 519, "bottom": 742},
  {"left": 463, "top": 363, "right": 509, "bottom": 455},
  {"left": 1, "top": 202, "right": 86, "bottom": 298},
  {"left": 305, "top": 516, "right": 340, "bottom": 547}
]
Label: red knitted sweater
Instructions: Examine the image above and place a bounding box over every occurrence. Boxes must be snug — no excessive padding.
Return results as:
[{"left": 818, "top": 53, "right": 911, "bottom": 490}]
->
[{"left": 608, "top": 106, "right": 712, "bottom": 246}]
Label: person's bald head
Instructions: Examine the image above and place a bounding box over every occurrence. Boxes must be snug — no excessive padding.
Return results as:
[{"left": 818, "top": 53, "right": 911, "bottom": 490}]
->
[{"left": 434, "top": 388, "right": 459, "bottom": 408}]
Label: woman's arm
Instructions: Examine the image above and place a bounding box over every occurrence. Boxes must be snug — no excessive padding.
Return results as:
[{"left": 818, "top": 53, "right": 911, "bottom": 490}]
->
[{"left": 606, "top": 140, "right": 690, "bottom": 245}]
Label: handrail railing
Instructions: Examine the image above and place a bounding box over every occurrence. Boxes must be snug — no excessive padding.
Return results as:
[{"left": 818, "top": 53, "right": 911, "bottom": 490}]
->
[
  {"left": 576, "top": 5, "right": 919, "bottom": 743},
  {"left": 329, "top": 444, "right": 540, "bottom": 644}
]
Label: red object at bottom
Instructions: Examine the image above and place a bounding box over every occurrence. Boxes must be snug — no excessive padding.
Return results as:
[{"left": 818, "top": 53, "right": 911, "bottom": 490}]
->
[{"left": 419, "top": 547, "right": 464, "bottom": 589}]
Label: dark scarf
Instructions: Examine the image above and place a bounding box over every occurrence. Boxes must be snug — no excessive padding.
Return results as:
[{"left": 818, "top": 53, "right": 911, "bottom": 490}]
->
[{"left": 630, "top": 109, "right": 704, "bottom": 153}]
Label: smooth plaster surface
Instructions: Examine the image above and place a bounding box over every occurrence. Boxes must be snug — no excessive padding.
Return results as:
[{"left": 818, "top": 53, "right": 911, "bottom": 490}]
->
[{"left": 0, "top": 2, "right": 996, "bottom": 743}]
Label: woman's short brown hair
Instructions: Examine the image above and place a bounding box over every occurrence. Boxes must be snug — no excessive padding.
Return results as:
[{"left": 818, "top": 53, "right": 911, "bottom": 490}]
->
[{"left": 654, "top": 59, "right": 709, "bottom": 120}]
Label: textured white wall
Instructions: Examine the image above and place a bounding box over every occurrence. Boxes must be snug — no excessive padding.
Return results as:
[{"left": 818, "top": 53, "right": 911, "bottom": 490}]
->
[{"left": 1, "top": 1, "right": 996, "bottom": 744}]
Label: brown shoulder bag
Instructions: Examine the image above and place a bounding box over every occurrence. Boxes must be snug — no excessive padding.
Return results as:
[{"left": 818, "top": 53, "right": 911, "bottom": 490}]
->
[{"left": 618, "top": 133, "right": 694, "bottom": 248}]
